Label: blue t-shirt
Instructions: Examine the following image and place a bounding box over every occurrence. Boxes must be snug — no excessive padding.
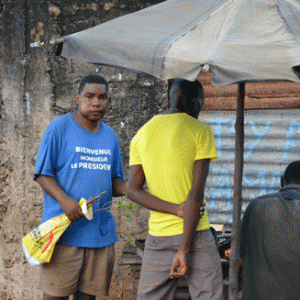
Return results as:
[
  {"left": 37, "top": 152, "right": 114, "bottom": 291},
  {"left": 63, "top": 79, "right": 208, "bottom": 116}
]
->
[{"left": 34, "top": 113, "right": 124, "bottom": 248}]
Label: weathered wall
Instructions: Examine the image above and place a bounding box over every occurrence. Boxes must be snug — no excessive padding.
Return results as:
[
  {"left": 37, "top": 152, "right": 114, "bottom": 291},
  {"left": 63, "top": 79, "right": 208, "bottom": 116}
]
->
[{"left": 0, "top": 1, "right": 165, "bottom": 299}]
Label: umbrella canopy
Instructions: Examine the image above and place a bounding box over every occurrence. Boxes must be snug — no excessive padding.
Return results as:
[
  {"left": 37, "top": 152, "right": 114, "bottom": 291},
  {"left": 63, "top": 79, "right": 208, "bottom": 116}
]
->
[{"left": 61, "top": 0, "right": 300, "bottom": 86}]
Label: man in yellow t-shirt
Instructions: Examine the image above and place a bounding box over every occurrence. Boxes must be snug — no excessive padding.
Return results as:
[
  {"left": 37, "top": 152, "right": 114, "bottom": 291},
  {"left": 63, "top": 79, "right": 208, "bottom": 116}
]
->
[{"left": 127, "top": 79, "right": 223, "bottom": 300}]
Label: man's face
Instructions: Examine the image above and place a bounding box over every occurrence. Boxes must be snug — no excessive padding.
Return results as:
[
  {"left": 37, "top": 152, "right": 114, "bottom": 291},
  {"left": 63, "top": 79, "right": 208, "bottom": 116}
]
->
[{"left": 75, "top": 83, "right": 111, "bottom": 122}]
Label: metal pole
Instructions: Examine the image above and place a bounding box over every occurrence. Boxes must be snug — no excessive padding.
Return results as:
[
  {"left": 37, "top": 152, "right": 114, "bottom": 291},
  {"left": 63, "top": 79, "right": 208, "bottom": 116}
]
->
[{"left": 228, "top": 82, "right": 245, "bottom": 300}]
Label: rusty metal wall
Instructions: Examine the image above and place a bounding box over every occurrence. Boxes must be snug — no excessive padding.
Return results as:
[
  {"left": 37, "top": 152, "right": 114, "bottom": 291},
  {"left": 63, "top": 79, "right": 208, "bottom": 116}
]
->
[{"left": 200, "top": 108, "right": 300, "bottom": 227}]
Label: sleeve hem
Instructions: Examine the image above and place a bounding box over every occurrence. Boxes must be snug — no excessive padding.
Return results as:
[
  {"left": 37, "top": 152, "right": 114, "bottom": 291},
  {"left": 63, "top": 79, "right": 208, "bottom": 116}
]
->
[
  {"left": 194, "top": 155, "right": 218, "bottom": 163},
  {"left": 33, "top": 172, "right": 56, "bottom": 181},
  {"left": 129, "top": 161, "right": 142, "bottom": 166}
]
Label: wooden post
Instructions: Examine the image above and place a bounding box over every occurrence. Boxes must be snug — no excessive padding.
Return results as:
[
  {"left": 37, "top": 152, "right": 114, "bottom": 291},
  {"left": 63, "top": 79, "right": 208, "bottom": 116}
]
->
[{"left": 228, "top": 82, "right": 245, "bottom": 300}]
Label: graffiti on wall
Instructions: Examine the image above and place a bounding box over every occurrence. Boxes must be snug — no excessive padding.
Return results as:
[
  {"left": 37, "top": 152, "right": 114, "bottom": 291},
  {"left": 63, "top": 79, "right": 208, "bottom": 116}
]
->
[{"left": 205, "top": 118, "right": 300, "bottom": 208}]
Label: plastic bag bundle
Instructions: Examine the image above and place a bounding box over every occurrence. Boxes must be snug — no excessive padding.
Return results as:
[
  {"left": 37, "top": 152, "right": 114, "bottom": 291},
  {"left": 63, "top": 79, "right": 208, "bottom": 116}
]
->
[{"left": 22, "top": 197, "right": 94, "bottom": 266}]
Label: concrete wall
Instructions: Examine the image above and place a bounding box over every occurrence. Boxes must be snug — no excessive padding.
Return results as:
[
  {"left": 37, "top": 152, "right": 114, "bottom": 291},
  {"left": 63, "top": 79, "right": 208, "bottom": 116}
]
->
[{"left": 0, "top": 1, "right": 165, "bottom": 299}]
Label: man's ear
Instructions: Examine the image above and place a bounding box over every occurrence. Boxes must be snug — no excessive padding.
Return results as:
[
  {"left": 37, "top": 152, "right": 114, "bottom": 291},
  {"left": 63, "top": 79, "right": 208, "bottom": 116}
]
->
[
  {"left": 75, "top": 94, "right": 80, "bottom": 106},
  {"left": 281, "top": 176, "right": 286, "bottom": 188}
]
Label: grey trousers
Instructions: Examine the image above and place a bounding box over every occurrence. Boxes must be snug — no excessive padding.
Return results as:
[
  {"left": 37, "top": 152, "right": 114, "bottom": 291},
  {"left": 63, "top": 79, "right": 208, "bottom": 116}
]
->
[{"left": 137, "top": 229, "right": 224, "bottom": 300}]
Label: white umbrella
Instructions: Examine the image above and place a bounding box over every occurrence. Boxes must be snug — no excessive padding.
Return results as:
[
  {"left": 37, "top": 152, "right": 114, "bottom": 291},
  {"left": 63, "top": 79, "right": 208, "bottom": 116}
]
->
[
  {"left": 60, "top": 1, "right": 300, "bottom": 298},
  {"left": 61, "top": 0, "right": 300, "bottom": 86}
]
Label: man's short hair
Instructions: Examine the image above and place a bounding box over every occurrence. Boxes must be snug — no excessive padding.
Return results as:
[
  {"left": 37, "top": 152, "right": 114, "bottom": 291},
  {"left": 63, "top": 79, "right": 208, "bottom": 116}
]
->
[
  {"left": 283, "top": 161, "right": 300, "bottom": 185},
  {"left": 170, "top": 79, "right": 205, "bottom": 107},
  {"left": 78, "top": 75, "right": 108, "bottom": 94}
]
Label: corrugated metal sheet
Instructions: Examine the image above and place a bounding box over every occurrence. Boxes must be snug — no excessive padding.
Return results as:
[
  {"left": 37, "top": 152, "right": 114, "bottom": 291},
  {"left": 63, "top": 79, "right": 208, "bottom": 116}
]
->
[{"left": 200, "top": 108, "right": 300, "bottom": 227}]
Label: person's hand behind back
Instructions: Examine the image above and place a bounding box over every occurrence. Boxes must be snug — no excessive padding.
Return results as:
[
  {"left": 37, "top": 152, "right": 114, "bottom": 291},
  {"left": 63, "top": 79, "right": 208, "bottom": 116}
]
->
[
  {"left": 177, "top": 202, "right": 206, "bottom": 219},
  {"left": 170, "top": 250, "right": 188, "bottom": 279}
]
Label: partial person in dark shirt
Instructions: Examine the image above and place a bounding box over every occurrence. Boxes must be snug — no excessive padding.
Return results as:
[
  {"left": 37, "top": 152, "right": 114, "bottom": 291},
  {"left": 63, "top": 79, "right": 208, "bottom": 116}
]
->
[{"left": 240, "top": 161, "right": 300, "bottom": 300}]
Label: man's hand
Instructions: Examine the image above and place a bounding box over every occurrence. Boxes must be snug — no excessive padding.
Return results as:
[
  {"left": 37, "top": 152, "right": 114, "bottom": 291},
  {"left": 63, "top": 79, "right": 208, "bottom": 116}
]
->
[
  {"left": 36, "top": 175, "right": 84, "bottom": 222},
  {"left": 199, "top": 202, "right": 206, "bottom": 218},
  {"left": 170, "top": 250, "right": 188, "bottom": 279},
  {"left": 177, "top": 202, "right": 206, "bottom": 219},
  {"left": 60, "top": 196, "right": 84, "bottom": 222}
]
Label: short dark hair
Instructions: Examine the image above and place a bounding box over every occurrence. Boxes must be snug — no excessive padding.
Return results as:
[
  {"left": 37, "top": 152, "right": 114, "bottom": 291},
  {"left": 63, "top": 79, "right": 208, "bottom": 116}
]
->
[
  {"left": 283, "top": 161, "right": 300, "bottom": 185},
  {"left": 78, "top": 75, "right": 108, "bottom": 94},
  {"left": 170, "top": 79, "right": 205, "bottom": 106},
  {"left": 169, "top": 79, "right": 205, "bottom": 118}
]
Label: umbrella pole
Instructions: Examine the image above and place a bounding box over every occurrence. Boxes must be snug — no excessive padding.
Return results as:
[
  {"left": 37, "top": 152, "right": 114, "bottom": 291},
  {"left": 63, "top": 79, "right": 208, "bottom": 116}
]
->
[{"left": 228, "top": 82, "right": 245, "bottom": 300}]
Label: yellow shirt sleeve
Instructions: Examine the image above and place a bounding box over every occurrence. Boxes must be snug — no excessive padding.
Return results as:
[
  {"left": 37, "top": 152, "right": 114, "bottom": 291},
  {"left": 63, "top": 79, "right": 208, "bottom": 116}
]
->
[
  {"left": 129, "top": 133, "right": 142, "bottom": 166},
  {"left": 195, "top": 125, "right": 218, "bottom": 162}
]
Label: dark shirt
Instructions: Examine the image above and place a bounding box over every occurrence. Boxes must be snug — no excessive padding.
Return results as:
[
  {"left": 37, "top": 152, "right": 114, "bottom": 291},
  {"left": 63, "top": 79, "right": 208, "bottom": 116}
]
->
[{"left": 240, "top": 185, "right": 300, "bottom": 300}]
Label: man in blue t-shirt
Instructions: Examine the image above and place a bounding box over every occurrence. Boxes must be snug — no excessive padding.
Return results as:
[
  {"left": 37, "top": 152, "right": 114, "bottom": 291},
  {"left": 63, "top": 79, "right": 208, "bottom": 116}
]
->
[{"left": 34, "top": 75, "right": 126, "bottom": 300}]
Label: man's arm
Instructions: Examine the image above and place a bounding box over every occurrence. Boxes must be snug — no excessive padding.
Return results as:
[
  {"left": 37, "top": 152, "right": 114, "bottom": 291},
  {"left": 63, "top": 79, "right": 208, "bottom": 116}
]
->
[
  {"left": 36, "top": 175, "right": 84, "bottom": 222},
  {"left": 112, "top": 177, "right": 127, "bottom": 197},
  {"left": 170, "top": 159, "right": 210, "bottom": 279},
  {"left": 127, "top": 165, "right": 184, "bottom": 217}
]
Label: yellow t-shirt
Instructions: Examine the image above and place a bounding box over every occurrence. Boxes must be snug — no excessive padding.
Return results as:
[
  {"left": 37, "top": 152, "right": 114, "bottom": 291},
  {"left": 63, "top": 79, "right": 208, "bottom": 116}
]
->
[{"left": 129, "top": 113, "right": 218, "bottom": 236}]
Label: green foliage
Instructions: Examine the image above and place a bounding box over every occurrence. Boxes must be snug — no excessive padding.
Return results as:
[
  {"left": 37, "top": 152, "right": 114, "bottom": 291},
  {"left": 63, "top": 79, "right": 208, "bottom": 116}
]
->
[
  {"left": 124, "top": 214, "right": 132, "bottom": 222},
  {"left": 125, "top": 240, "right": 136, "bottom": 247},
  {"left": 117, "top": 200, "right": 138, "bottom": 222},
  {"left": 93, "top": 198, "right": 138, "bottom": 223}
]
